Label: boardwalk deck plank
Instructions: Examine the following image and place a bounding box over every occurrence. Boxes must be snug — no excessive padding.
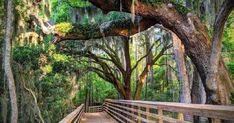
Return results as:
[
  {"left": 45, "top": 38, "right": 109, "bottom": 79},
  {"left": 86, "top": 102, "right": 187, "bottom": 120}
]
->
[{"left": 80, "top": 112, "right": 117, "bottom": 123}]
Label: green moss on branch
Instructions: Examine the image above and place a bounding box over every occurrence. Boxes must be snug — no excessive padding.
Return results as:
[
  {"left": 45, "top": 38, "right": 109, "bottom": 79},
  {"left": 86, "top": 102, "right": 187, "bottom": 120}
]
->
[{"left": 141, "top": 0, "right": 190, "bottom": 15}]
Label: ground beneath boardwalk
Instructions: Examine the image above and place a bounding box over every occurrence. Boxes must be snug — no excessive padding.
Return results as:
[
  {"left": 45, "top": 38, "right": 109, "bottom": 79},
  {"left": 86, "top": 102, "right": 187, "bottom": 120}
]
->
[{"left": 80, "top": 112, "right": 117, "bottom": 123}]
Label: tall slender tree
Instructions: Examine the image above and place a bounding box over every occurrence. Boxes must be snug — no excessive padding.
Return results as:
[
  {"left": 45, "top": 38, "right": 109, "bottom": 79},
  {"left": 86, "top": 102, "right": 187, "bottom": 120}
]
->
[{"left": 3, "top": 0, "right": 18, "bottom": 122}]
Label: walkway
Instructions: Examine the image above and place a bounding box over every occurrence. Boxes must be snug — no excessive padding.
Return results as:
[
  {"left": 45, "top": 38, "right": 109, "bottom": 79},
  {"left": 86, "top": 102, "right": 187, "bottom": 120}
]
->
[
  {"left": 59, "top": 99, "right": 234, "bottom": 123},
  {"left": 80, "top": 112, "right": 117, "bottom": 123}
]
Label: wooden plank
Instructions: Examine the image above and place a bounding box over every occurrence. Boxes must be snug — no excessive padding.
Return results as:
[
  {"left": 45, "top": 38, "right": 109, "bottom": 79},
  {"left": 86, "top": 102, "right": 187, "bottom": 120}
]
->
[
  {"left": 105, "top": 102, "right": 159, "bottom": 120},
  {"left": 105, "top": 101, "right": 190, "bottom": 123},
  {"left": 104, "top": 104, "right": 137, "bottom": 123},
  {"left": 104, "top": 108, "right": 125, "bottom": 123},
  {"left": 103, "top": 105, "right": 135, "bottom": 123},
  {"left": 80, "top": 112, "right": 117, "bottom": 123},
  {"left": 146, "top": 107, "right": 150, "bottom": 121},
  {"left": 88, "top": 105, "right": 102, "bottom": 112},
  {"left": 158, "top": 109, "right": 163, "bottom": 123},
  {"left": 137, "top": 105, "right": 141, "bottom": 123},
  {"left": 178, "top": 112, "right": 184, "bottom": 121},
  {"left": 59, "top": 104, "right": 84, "bottom": 123},
  {"left": 104, "top": 101, "right": 191, "bottom": 123},
  {"left": 212, "top": 118, "right": 221, "bottom": 123},
  {"left": 106, "top": 99, "right": 234, "bottom": 121}
]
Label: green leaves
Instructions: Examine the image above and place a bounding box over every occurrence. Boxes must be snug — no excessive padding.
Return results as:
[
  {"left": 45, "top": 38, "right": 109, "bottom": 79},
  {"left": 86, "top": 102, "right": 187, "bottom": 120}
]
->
[
  {"left": 54, "top": 22, "right": 74, "bottom": 36},
  {"left": 67, "top": 0, "right": 91, "bottom": 8},
  {"left": 13, "top": 45, "right": 45, "bottom": 69}
]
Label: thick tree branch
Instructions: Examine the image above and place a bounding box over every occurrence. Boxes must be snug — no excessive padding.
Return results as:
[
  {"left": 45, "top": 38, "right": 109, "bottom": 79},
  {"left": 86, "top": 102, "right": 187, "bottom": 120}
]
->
[{"left": 53, "top": 18, "right": 155, "bottom": 43}]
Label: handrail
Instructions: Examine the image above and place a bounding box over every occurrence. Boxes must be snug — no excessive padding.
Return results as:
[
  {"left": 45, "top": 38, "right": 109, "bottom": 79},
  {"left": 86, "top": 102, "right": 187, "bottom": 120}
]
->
[
  {"left": 59, "top": 104, "right": 84, "bottom": 123},
  {"left": 103, "top": 99, "right": 234, "bottom": 123},
  {"left": 88, "top": 105, "right": 102, "bottom": 113}
]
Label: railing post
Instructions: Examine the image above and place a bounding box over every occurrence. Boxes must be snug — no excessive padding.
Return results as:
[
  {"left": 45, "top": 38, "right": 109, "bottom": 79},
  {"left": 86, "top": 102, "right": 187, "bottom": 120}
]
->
[
  {"left": 146, "top": 107, "right": 150, "bottom": 121},
  {"left": 138, "top": 105, "right": 141, "bottom": 123},
  {"left": 212, "top": 118, "right": 221, "bottom": 123},
  {"left": 178, "top": 112, "right": 184, "bottom": 121},
  {"left": 158, "top": 109, "right": 163, "bottom": 123}
]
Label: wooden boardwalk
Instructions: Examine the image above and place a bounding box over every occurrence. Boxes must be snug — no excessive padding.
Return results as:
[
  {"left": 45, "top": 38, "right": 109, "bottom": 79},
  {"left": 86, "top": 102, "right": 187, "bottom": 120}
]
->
[
  {"left": 80, "top": 112, "right": 117, "bottom": 123},
  {"left": 59, "top": 100, "right": 234, "bottom": 123}
]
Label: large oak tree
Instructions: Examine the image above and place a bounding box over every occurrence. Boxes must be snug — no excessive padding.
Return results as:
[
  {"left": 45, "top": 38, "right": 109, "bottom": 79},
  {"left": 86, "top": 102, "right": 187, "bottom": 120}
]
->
[{"left": 51, "top": 0, "right": 234, "bottom": 104}]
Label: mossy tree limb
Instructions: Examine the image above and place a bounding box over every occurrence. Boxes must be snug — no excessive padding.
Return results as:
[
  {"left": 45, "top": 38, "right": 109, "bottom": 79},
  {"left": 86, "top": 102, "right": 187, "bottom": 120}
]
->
[{"left": 53, "top": 18, "right": 155, "bottom": 43}]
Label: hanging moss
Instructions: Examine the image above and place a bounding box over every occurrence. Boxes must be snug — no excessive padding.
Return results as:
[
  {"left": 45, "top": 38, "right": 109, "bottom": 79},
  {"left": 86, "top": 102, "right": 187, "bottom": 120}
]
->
[{"left": 71, "top": 23, "right": 101, "bottom": 38}]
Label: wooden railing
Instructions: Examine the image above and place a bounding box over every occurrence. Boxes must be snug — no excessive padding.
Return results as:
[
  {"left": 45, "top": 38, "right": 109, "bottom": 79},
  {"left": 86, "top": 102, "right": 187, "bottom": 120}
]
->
[
  {"left": 59, "top": 104, "right": 84, "bottom": 123},
  {"left": 103, "top": 99, "right": 234, "bottom": 123},
  {"left": 88, "top": 105, "right": 103, "bottom": 113}
]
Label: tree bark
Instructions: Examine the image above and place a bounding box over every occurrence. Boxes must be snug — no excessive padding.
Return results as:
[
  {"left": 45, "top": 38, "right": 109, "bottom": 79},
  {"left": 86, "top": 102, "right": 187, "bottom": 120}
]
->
[
  {"left": 3, "top": 0, "right": 18, "bottom": 122},
  {"left": 145, "top": 33, "right": 154, "bottom": 86},
  {"left": 123, "top": 39, "right": 132, "bottom": 100},
  {"left": 191, "top": 65, "right": 206, "bottom": 104},
  {"left": 53, "top": 18, "right": 155, "bottom": 43},
  {"left": 191, "top": 65, "right": 206, "bottom": 123},
  {"left": 172, "top": 33, "right": 192, "bottom": 121},
  {"left": 172, "top": 33, "right": 191, "bottom": 104},
  {"left": 206, "top": 0, "right": 234, "bottom": 104}
]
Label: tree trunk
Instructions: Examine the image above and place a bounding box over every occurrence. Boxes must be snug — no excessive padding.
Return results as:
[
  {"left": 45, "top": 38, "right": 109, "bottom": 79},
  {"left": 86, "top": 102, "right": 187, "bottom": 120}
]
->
[
  {"left": 145, "top": 33, "right": 154, "bottom": 86},
  {"left": 145, "top": 34, "right": 153, "bottom": 99},
  {"left": 135, "top": 67, "right": 150, "bottom": 100},
  {"left": 172, "top": 33, "right": 191, "bottom": 104},
  {"left": 3, "top": 0, "right": 18, "bottom": 122},
  {"left": 172, "top": 33, "right": 192, "bottom": 121},
  {"left": 134, "top": 38, "right": 139, "bottom": 89},
  {"left": 191, "top": 65, "right": 206, "bottom": 122},
  {"left": 206, "top": 0, "right": 234, "bottom": 104},
  {"left": 123, "top": 39, "right": 132, "bottom": 100},
  {"left": 191, "top": 65, "right": 206, "bottom": 104}
]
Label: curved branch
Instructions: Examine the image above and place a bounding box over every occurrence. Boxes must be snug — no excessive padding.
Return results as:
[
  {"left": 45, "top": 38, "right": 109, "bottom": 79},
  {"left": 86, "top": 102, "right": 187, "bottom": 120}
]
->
[
  {"left": 206, "top": 0, "right": 234, "bottom": 103},
  {"left": 88, "top": 67, "right": 112, "bottom": 82}
]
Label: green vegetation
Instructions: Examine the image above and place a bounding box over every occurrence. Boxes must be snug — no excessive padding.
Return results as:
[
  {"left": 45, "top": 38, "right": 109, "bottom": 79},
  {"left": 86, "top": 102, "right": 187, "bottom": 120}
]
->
[
  {"left": 141, "top": 0, "right": 190, "bottom": 14},
  {"left": 54, "top": 22, "right": 74, "bottom": 35}
]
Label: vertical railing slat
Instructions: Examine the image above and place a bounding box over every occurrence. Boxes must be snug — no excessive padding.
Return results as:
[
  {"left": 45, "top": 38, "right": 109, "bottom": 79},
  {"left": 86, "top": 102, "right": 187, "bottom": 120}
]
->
[
  {"left": 138, "top": 105, "right": 141, "bottom": 123},
  {"left": 146, "top": 107, "right": 150, "bottom": 121},
  {"left": 212, "top": 118, "right": 221, "bottom": 123},
  {"left": 178, "top": 112, "right": 184, "bottom": 121},
  {"left": 158, "top": 109, "right": 163, "bottom": 123}
]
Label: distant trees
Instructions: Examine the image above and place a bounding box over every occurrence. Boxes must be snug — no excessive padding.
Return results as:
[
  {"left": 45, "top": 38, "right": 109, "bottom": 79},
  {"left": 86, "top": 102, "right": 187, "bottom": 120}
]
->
[{"left": 74, "top": 34, "right": 172, "bottom": 99}]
